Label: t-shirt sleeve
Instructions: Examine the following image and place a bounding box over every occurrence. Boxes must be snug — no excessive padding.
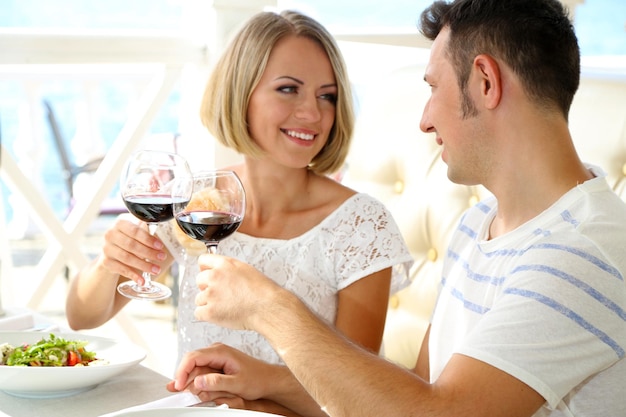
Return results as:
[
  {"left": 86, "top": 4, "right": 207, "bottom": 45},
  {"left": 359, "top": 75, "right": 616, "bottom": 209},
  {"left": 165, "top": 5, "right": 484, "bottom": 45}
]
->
[{"left": 331, "top": 194, "right": 414, "bottom": 293}]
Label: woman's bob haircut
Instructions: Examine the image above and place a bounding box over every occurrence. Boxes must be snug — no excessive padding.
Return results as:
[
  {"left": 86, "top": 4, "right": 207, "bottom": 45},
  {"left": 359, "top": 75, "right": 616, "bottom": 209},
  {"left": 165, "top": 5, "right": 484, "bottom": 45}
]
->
[{"left": 200, "top": 10, "right": 355, "bottom": 175}]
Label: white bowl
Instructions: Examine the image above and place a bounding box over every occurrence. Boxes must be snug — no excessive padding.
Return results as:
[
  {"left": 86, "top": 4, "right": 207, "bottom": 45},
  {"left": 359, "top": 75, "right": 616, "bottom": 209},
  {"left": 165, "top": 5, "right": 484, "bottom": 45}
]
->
[{"left": 0, "top": 331, "right": 146, "bottom": 398}]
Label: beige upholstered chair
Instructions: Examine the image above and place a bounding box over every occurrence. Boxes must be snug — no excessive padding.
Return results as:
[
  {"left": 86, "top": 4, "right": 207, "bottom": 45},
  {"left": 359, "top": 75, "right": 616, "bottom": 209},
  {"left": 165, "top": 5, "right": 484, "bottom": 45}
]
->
[{"left": 344, "top": 64, "right": 626, "bottom": 369}]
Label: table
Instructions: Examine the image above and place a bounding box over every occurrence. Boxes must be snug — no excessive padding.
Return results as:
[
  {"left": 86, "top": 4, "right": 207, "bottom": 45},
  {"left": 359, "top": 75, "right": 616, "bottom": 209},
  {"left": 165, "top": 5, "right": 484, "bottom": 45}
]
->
[
  {"left": 0, "top": 308, "right": 179, "bottom": 417},
  {"left": 0, "top": 364, "right": 174, "bottom": 417}
]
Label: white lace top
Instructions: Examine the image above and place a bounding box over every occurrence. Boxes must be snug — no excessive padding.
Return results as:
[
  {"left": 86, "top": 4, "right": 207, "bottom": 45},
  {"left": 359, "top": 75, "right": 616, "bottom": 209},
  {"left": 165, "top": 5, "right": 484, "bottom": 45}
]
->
[{"left": 158, "top": 193, "right": 413, "bottom": 366}]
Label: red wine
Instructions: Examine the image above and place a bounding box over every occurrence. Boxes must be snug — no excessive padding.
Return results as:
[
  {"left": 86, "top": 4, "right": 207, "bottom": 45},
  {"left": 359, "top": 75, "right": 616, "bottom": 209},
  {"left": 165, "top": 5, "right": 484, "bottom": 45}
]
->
[
  {"left": 124, "top": 195, "right": 188, "bottom": 223},
  {"left": 175, "top": 211, "right": 242, "bottom": 243}
]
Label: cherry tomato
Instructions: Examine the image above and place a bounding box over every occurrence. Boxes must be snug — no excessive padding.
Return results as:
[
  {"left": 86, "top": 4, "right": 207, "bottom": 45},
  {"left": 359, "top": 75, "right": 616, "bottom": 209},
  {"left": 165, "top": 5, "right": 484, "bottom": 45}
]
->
[{"left": 68, "top": 350, "right": 80, "bottom": 366}]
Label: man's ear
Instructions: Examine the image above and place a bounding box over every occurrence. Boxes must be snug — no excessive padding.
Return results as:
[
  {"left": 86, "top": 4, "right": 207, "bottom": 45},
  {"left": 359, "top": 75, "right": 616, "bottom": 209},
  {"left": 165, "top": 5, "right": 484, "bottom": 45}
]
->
[{"left": 473, "top": 54, "right": 502, "bottom": 110}]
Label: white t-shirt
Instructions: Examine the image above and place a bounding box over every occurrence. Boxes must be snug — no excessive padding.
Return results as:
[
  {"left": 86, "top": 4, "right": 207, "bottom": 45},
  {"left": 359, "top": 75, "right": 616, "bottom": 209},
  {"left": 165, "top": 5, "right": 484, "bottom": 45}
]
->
[
  {"left": 159, "top": 193, "right": 414, "bottom": 365},
  {"left": 429, "top": 166, "right": 626, "bottom": 416}
]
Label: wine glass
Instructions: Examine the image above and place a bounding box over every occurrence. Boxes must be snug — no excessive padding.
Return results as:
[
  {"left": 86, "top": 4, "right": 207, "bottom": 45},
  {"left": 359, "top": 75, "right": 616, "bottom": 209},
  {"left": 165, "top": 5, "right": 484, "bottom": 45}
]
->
[
  {"left": 118, "top": 150, "right": 192, "bottom": 300},
  {"left": 172, "top": 171, "right": 246, "bottom": 254}
]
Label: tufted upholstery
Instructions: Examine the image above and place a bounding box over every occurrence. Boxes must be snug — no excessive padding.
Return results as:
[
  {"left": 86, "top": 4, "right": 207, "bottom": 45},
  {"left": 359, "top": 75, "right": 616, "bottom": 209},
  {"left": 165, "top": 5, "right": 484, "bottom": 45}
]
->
[{"left": 343, "top": 63, "right": 626, "bottom": 369}]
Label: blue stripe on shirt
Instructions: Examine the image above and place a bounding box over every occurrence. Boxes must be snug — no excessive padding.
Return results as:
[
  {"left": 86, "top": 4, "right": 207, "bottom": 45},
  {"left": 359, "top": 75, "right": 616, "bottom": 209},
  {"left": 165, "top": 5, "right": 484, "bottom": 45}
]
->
[
  {"left": 504, "top": 287, "right": 625, "bottom": 358},
  {"left": 453, "top": 236, "right": 623, "bottom": 284},
  {"left": 445, "top": 249, "right": 625, "bottom": 315},
  {"left": 531, "top": 243, "right": 623, "bottom": 282},
  {"left": 446, "top": 249, "right": 506, "bottom": 285},
  {"left": 440, "top": 276, "right": 492, "bottom": 315},
  {"left": 513, "top": 264, "right": 626, "bottom": 321}
]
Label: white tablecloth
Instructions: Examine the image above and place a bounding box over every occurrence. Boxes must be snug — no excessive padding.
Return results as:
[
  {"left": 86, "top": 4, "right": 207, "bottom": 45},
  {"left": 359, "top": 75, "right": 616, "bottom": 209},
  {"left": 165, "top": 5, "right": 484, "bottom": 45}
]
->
[{"left": 0, "top": 364, "right": 175, "bottom": 417}]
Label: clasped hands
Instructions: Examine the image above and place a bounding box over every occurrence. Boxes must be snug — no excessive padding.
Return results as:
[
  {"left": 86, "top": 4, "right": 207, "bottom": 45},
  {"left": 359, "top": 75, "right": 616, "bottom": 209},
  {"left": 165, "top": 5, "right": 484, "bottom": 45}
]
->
[
  {"left": 167, "top": 342, "right": 277, "bottom": 409},
  {"left": 167, "top": 254, "right": 285, "bottom": 407}
]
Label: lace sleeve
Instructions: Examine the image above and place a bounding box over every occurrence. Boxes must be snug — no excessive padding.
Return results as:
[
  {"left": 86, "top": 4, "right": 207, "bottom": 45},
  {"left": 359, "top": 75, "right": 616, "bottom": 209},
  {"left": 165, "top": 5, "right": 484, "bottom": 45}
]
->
[{"left": 327, "top": 194, "right": 413, "bottom": 293}]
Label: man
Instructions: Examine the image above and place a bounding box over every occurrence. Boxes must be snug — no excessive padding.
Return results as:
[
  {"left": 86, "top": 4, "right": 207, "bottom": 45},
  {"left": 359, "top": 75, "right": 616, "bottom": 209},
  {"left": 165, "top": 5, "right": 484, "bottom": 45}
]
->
[{"left": 172, "top": 1, "right": 626, "bottom": 415}]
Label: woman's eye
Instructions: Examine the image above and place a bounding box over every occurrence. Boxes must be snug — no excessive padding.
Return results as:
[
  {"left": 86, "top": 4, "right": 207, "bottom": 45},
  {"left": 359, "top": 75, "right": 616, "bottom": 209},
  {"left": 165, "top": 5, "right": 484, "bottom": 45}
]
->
[
  {"left": 319, "top": 93, "right": 337, "bottom": 103},
  {"left": 277, "top": 85, "right": 297, "bottom": 94}
]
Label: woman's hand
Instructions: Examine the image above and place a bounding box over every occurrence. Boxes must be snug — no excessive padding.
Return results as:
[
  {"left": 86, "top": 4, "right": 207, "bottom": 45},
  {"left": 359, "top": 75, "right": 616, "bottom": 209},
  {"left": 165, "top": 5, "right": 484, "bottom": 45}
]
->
[
  {"left": 99, "top": 214, "right": 168, "bottom": 285},
  {"left": 168, "top": 342, "right": 279, "bottom": 402},
  {"left": 66, "top": 213, "right": 172, "bottom": 329}
]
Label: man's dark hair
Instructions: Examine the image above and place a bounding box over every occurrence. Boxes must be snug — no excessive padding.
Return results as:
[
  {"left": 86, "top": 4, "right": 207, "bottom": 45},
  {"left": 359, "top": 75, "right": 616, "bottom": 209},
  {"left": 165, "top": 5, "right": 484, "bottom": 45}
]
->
[{"left": 419, "top": 0, "right": 580, "bottom": 118}]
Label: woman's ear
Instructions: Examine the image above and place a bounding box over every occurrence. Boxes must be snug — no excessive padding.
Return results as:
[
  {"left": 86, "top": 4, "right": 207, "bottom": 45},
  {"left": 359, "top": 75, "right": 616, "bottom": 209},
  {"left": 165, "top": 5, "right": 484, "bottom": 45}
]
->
[{"left": 473, "top": 54, "right": 502, "bottom": 110}]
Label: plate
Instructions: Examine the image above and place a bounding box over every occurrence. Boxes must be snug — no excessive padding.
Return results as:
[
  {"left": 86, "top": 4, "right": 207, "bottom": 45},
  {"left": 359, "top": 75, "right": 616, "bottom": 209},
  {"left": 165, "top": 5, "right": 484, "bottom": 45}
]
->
[
  {"left": 0, "top": 331, "right": 146, "bottom": 398},
  {"left": 114, "top": 408, "right": 283, "bottom": 417}
]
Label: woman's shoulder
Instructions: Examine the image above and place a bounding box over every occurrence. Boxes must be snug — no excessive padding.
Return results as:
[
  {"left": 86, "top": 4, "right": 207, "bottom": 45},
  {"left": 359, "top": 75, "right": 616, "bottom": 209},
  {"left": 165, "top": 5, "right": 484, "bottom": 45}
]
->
[
  {"left": 311, "top": 174, "right": 389, "bottom": 215},
  {"left": 323, "top": 194, "right": 393, "bottom": 229},
  {"left": 315, "top": 173, "right": 357, "bottom": 199}
]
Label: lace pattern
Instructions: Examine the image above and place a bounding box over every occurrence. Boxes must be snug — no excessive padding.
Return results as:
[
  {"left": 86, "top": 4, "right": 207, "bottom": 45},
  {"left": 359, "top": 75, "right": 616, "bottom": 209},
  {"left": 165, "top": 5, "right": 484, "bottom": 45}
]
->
[{"left": 158, "top": 193, "right": 413, "bottom": 366}]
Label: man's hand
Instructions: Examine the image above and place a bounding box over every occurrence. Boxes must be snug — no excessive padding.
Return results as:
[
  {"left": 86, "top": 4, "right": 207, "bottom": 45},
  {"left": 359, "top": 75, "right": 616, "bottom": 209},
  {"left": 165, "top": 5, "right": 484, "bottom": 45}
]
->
[
  {"left": 194, "top": 254, "right": 281, "bottom": 330},
  {"left": 168, "top": 342, "right": 284, "bottom": 399}
]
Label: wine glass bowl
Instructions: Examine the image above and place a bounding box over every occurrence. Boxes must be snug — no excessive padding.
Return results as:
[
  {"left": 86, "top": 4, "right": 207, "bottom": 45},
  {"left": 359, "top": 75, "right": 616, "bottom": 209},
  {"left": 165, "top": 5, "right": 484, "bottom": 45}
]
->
[
  {"left": 173, "top": 171, "right": 246, "bottom": 254},
  {"left": 118, "top": 150, "right": 191, "bottom": 300}
]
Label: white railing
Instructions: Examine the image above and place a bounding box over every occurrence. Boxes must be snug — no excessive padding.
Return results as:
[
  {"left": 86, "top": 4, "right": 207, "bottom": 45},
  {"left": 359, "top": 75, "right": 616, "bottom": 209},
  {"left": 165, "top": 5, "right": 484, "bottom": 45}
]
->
[
  {"left": 0, "top": 35, "right": 205, "bottom": 296},
  {"left": 0, "top": 41, "right": 205, "bottom": 351},
  {"left": 0, "top": 1, "right": 276, "bottom": 348}
]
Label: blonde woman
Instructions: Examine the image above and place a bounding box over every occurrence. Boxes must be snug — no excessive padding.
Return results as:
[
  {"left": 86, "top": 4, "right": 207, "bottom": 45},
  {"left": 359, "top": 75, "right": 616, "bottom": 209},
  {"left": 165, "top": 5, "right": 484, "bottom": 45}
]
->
[{"left": 67, "top": 11, "right": 413, "bottom": 414}]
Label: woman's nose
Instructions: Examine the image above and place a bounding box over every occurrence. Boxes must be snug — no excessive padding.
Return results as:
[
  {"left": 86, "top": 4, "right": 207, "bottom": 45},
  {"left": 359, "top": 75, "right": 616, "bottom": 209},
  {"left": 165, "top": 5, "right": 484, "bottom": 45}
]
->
[{"left": 295, "top": 95, "right": 322, "bottom": 122}]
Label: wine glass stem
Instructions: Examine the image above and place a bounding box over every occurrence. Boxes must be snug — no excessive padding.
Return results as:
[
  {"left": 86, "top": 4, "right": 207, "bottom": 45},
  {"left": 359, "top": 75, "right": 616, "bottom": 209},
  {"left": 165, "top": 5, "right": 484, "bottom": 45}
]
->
[
  {"left": 206, "top": 244, "right": 218, "bottom": 254},
  {"left": 141, "top": 271, "right": 154, "bottom": 288},
  {"left": 141, "top": 223, "right": 160, "bottom": 288},
  {"left": 147, "top": 222, "right": 159, "bottom": 236}
]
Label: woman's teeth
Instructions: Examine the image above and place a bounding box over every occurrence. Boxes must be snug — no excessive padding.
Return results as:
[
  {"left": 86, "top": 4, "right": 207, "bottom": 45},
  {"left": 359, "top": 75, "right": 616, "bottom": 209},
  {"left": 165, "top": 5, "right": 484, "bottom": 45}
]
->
[{"left": 285, "top": 130, "right": 314, "bottom": 141}]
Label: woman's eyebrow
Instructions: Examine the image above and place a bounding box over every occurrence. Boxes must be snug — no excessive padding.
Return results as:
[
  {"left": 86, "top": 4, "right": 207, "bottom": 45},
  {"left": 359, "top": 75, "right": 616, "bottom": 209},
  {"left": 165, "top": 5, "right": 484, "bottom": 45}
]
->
[
  {"left": 273, "top": 76, "right": 337, "bottom": 89},
  {"left": 274, "top": 75, "right": 304, "bottom": 84}
]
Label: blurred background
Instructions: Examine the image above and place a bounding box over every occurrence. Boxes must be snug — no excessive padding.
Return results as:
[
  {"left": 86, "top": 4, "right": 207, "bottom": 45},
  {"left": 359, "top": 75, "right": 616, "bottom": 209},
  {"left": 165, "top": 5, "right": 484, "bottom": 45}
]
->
[{"left": 1, "top": 0, "right": 625, "bottom": 226}]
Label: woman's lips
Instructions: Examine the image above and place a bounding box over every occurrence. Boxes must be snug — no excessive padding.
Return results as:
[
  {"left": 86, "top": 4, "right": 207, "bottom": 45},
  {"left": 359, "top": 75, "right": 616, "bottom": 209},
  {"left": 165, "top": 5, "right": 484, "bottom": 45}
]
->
[{"left": 283, "top": 129, "right": 315, "bottom": 141}]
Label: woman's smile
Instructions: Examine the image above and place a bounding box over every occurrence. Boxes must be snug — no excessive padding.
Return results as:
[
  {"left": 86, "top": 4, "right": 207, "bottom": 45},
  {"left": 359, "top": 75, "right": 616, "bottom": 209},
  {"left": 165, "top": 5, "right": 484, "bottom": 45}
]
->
[{"left": 282, "top": 128, "right": 316, "bottom": 144}]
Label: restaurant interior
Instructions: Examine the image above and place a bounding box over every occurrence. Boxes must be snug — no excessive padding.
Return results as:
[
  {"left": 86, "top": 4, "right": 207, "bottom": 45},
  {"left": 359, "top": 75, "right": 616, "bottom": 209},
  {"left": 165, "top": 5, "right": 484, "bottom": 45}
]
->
[{"left": 0, "top": 0, "right": 624, "bottom": 415}]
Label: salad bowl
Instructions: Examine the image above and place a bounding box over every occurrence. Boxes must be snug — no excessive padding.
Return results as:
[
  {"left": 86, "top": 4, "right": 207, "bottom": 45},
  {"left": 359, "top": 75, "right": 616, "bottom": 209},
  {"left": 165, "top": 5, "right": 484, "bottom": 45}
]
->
[{"left": 0, "top": 331, "right": 146, "bottom": 398}]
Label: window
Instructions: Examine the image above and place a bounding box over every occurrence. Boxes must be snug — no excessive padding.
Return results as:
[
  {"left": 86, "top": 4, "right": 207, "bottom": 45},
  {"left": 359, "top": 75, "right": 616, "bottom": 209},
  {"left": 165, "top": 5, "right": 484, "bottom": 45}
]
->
[
  {"left": 278, "top": 0, "right": 626, "bottom": 56},
  {"left": 1, "top": 0, "right": 183, "bottom": 30}
]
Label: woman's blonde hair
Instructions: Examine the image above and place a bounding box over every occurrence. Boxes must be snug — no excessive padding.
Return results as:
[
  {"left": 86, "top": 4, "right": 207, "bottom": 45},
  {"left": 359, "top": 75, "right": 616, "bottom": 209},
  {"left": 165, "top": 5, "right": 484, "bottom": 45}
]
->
[{"left": 200, "top": 10, "right": 354, "bottom": 175}]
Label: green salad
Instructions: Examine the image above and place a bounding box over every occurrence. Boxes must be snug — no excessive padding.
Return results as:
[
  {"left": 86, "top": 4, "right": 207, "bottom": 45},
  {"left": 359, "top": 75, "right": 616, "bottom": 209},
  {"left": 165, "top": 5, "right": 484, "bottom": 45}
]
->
[{"left": 0, "top": 333, "right": 98, "bottom": 367}]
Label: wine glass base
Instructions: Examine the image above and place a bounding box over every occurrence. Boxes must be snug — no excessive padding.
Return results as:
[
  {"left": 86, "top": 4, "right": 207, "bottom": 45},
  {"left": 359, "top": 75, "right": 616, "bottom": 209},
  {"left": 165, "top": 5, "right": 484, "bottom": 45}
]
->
[{"left": 117, "top": 281, "right": 172, "bottom": 301}]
